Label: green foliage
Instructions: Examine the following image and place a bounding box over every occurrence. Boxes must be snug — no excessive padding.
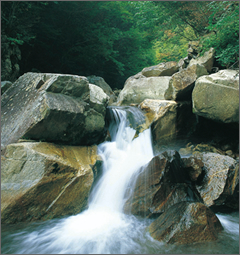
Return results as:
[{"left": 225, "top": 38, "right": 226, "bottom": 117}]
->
[
  {"left": 16, "top": 1, "right": 158, "bottom": 87},
  {"left": 200, "top": 1, "right": 239, "bottom": 68},
  {"left": 1, "top": 1, "right": 238, "bottom": 87},
  {"left": 1, "top": 2, "right": 44, "bottom": 45},
  {"left": 154, "top": 26, "right": 196, "bottom": 62},
  {"left": 154, "top": 1, "right": 211, "bottom": 37}
]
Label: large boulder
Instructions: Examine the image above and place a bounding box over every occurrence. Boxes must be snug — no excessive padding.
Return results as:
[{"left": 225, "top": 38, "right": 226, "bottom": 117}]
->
[
  {"left": 139, "top": 99, "right": 197, "bottom": 146},
  {"left": 189, "top": 47, "right": 215, "bottom": 72},
  {"left": 149, "top": 202, "right": 223, "bottom": 244},
  {"left": 196, "top": 152, "right": 239, "bottom": 210},
  {"left": 1, "top": 72, "right": 109, "bottom": 150},
  {"left": 192, "top": 70, "right": 239, "bottom": 123},
  {"left": 117, "top": 76, "right": 171, "bottom": 106},
  {"left": 1, "top": 142, "right": 102, "bottom": 223},
  {"left": 87, "top": 75, "right": 117, "bottom": 104},
  {"left": 164, "top": 64, "right": 208, "bottom": 101},
  {"left": 124, "top": 151, "right": 202, "bottom": 218},
  {"left": 141, "top": 61, "right": 179, "bottom": 77}
]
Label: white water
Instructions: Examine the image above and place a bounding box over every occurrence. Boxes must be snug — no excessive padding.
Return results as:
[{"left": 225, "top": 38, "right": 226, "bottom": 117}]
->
[
  {"left": 1, "top": 107, "right": 239, "bottom": 254},
  {"left": 5, "top": 106, "right": 155, "bottom": 254}
]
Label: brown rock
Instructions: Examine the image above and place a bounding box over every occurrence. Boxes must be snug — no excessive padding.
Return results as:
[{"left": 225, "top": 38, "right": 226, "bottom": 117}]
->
[
  {"left": 124, "top": 151, "right": 202, "bottom": 217},
  {"left": 1, "top": 142, "right": 102, "bottom": 223},
  {"left": 182, "top": 155, "right": 204, "bottom": 182},
  {"left": 196, "top": 152, "right": 239, "bottom": 209},
  {"left": 149, "top": 202, "right": 223, "bottom": 244},
  {"left": 193, "top": 143, "right": 224, "bottom": 155}
]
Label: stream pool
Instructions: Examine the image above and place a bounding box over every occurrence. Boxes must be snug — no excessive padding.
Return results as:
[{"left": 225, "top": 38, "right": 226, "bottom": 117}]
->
[{"left": 1, "top": 211, "right": 239, "bottom": 254}]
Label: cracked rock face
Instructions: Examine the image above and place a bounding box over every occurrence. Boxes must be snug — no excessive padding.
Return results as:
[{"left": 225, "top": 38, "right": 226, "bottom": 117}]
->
[
  {"left": 1, "top": 142, "right": 102, "bottom": 223},
  {"left": 1, "top": 72, "right": 109, "bottom": 150}
]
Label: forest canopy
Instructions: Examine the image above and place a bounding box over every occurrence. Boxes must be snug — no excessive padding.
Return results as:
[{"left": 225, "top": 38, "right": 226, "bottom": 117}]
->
[{"left": 1, "top": 1, "right": 239, "bottom": 88}]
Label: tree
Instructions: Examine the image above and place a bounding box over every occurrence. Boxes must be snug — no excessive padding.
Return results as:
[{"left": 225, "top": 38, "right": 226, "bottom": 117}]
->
[
  {"left": 200, "top": 1, "right": 239, "bottom": 68},
  {"left": 18, "top": 1, "right": 157, "bottom": 88}
]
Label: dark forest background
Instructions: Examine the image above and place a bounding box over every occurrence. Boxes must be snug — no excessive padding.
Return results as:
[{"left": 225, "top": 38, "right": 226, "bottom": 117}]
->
[{"left": 1, "top": 1, "right": 239, "bottom": 89}]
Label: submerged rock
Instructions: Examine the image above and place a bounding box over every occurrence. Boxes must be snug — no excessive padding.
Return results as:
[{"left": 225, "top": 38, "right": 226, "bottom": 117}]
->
[
  {"left": 192, "top": 69, "right": 239, "bottom": 123},
  {"left": 1, "top": 142, "right": 102, "bottom": 223},
  {"left": 149, "top": 202, "right": 223, "bottom": 244},
  {"left": 1, "top": 72, "right": 109, "bottom": 150}
]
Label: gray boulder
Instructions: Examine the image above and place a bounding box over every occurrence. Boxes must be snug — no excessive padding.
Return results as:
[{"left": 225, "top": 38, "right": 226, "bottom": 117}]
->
[
  {"left": 117, "top": 76, "right": 171, "bottom": 105},
  {"left": 187, "top": 41, "right": 200, "bottom": 59},
  {"left": 164, "top": 64, "right": 208, "bottom": 101},
  {"left": 189, "top": 47, "right": 215, "bottom": 72},
  {"left": 87, "top": 75, "right": 117, "bottom": 103},
  {"left": 192, "top": 70, "right": 239, "bottom": 123},
  {"left": 1, "top": 72, "right": 109, "bottom": 150},
  {"left": 141, "top": 61, "right": 179, "bottom": 77}
]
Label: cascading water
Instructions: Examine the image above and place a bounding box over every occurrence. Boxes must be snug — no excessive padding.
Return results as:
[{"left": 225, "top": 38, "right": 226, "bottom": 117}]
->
[{"left": 1, "top": 106, "right": 239, "bottom": 254}]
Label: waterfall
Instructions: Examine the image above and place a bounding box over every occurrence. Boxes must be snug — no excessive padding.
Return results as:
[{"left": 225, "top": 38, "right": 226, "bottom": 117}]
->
[
  {"left": 10, "top": 106, "right": 155, "bottom": 254},
  {"left": 89, "top": 106, "right": 154, "bottom": 212},
  {"left": 2, "top": 106, "right": 239, "bottom": 254}
]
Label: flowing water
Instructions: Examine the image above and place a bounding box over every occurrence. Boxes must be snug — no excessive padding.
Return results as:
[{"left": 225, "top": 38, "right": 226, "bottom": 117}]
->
[{"left": 1, "top": 106, "right": 239, "bottom": 254}]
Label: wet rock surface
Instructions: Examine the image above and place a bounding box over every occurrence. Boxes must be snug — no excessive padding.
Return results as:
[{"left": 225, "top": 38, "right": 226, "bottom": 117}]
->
[
  {"left": 196, "top": 152, "right": 239, "bottom": 210},
  {"left": 149, "top": 202, "right": 223, "bottom": 244},
  {"left": 1, "top": 142, "right": 102, "bottom": 223},
  {"left": 124, "top": 151, "right": 202, "bottom": 218}
]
